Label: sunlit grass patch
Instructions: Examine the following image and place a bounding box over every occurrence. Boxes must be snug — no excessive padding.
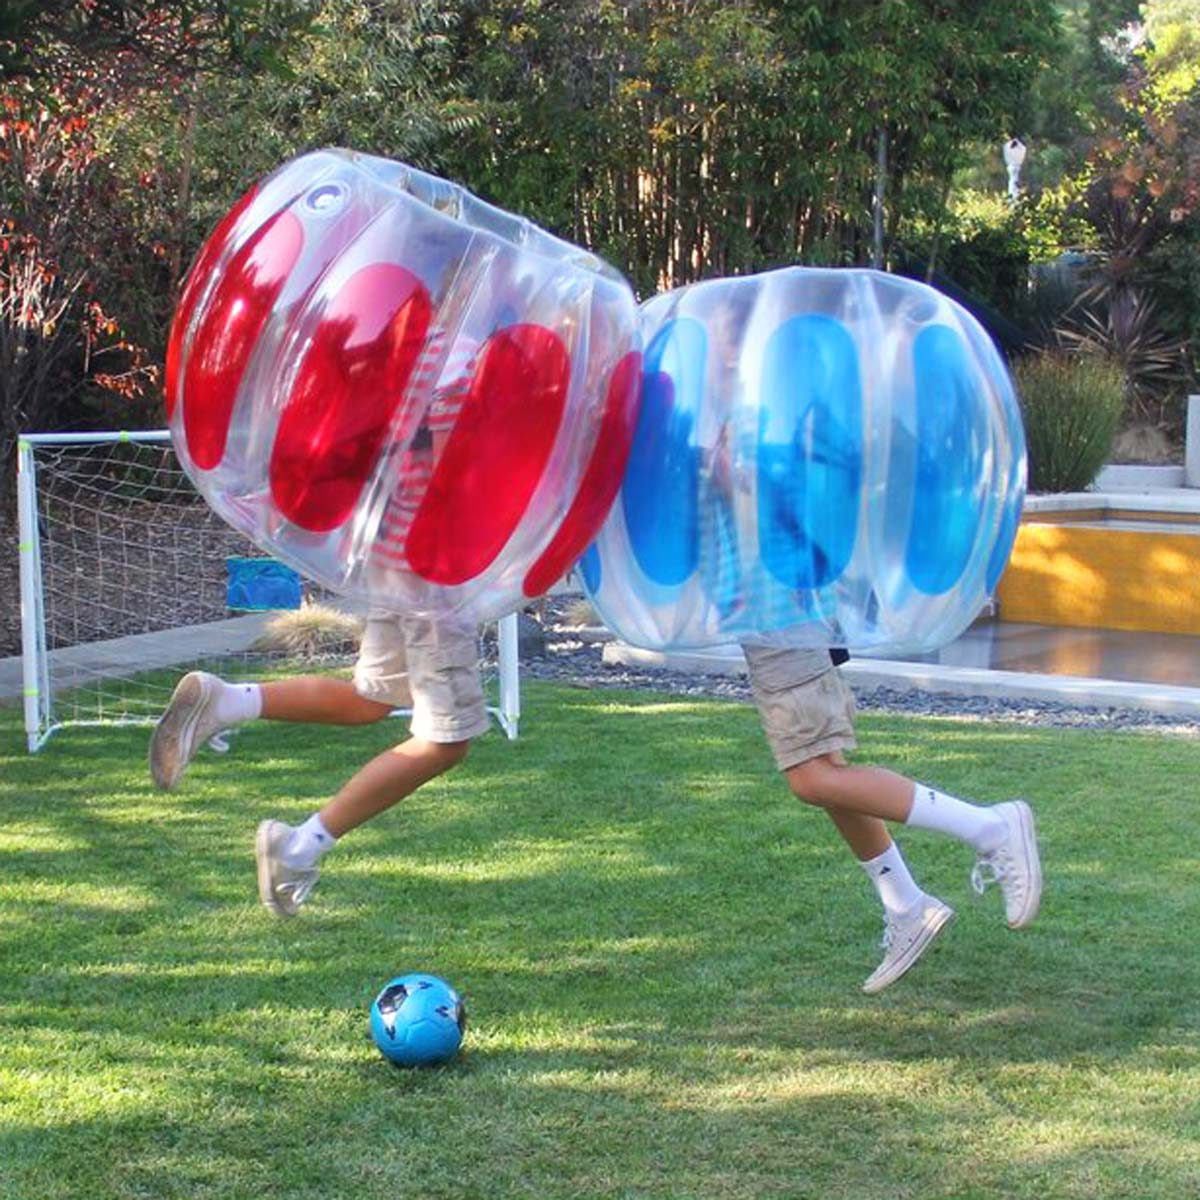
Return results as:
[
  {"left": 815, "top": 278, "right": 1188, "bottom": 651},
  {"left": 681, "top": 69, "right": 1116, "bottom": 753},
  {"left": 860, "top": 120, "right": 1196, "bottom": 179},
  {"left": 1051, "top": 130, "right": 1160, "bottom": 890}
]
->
[{"left": 2, "top": 682, "right": 1200, "bottom": 1199}]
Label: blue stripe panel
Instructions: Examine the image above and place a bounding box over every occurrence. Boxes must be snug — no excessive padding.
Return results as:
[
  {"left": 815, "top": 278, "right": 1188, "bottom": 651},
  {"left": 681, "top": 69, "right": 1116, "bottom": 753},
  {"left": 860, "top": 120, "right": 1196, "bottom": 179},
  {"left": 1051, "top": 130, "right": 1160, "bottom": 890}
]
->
[
  {"left": 985, "top": 485, "right": 1022, "bottom": 594},
  {"left": 621, "top": 318, "right": 703, "bottom": 587},
  {"left": 757, "top": 314, "right": 862, "bottom": 590},
  {"left": 907, "top": 325, "right": 986, "bottom": 594},
  {"left": 985, "top": 376, "right": 1026, "bottom": 593},
  {"left": 578, "top": 542, "right": 601, "bottom": 594}
]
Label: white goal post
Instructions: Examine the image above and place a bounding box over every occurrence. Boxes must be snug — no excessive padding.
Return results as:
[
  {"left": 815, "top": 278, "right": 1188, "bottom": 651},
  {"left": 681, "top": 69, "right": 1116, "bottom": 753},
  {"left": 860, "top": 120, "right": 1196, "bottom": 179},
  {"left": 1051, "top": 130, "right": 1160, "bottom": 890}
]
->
[{"left": 17, "top": 430, "right": 521, "bottom": 753}]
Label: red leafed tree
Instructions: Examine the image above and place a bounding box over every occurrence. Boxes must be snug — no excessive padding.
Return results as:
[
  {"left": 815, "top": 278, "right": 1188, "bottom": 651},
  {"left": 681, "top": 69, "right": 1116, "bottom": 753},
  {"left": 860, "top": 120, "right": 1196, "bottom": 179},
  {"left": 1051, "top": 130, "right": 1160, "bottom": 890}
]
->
[
  {"left": 0, "top": 1, "right": 319, "bottom": 499},
  {"left": 1061, "top": 73, "right": 1200, "bottom": 422},
  {"left": 0, "top": 82, "right": 158, "bottom": 494}
]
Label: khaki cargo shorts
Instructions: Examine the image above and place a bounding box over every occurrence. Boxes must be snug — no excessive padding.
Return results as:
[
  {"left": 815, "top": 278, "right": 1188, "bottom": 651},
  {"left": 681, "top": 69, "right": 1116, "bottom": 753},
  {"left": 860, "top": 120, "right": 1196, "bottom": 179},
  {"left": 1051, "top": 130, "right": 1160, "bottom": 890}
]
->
[
  {"left": 353, "top": 613, "right": 490, "bottom": 744},
  {"left": 742, "top": 644, "right": 857, "bottom": 771}
]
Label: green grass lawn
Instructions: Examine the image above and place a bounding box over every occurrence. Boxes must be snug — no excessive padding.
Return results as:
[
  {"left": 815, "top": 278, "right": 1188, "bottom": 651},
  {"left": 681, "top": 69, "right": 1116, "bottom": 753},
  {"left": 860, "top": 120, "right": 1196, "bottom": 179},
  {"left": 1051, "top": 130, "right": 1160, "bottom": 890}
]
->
[{"left": 2, "top": 682, "right": 1199, "bottom": 1200}]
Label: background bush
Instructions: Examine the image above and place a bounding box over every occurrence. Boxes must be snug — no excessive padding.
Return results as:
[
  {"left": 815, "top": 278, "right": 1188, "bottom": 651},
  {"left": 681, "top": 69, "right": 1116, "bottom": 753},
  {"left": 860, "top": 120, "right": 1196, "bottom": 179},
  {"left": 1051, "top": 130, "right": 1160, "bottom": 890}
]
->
[{"left": 1015, "top": 351, "right": 1124, "bottom": 492}]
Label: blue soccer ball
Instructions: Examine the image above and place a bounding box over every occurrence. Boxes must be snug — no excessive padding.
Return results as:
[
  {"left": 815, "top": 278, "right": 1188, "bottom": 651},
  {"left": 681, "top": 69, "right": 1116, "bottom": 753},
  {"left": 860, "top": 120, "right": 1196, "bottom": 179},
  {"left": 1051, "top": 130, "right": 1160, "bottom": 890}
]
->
[{"left": 369, "top": 973, "right": 466, "bottom": 1067}]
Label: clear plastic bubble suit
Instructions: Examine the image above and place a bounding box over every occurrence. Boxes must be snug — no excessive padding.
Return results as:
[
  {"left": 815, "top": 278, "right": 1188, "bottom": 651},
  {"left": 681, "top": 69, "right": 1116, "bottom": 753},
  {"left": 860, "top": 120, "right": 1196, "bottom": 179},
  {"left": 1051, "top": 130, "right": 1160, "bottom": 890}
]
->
[
  {"left": 166, "top": 149, "right": 641, "bottom": 622},
  {"left": 580, "top": 268, "right": 1026, "bottom": 654}
]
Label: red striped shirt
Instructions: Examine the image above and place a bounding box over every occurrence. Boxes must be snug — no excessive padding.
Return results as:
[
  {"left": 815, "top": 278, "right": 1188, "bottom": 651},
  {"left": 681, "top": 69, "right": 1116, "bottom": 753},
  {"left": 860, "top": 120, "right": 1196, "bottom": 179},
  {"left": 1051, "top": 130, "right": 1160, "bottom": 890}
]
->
[{"left": 376, "top": 330, "right": 478, "bottom": 564}]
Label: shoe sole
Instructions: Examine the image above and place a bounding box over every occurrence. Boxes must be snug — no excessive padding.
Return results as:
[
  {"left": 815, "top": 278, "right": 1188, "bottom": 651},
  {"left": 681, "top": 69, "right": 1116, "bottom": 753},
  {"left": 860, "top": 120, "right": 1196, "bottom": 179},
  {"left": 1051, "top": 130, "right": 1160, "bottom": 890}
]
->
[
  {"left": 149, "top": 673, "right": 212, "bottom": 791},
  {"left": 1006, "top": 801, "right": 1042, "bottom": 930},
  {"left": 255, "top": 820, "right": 293, "bottom": 918},
  {"left": 862, "top": 903, "right": 955, "bottom": 995}
]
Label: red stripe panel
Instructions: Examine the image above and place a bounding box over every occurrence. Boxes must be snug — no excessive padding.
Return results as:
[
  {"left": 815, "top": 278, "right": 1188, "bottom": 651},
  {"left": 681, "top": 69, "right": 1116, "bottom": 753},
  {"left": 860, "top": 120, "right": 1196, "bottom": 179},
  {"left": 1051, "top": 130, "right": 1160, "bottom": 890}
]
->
[
  {"left": 165, "top": 183, "right": 260, "bottom": 419},
  {"left": 269, "top": 263, "right": 432, "bottom": 533},
  {"left": 522, "top": 349, "right": 642, "bottom": 597},
  {"left": 406, "top": 324, "right": 570, "bottom": 586},
  {"left": 182, "top": 210, "right": 304, "bottom": 470}
]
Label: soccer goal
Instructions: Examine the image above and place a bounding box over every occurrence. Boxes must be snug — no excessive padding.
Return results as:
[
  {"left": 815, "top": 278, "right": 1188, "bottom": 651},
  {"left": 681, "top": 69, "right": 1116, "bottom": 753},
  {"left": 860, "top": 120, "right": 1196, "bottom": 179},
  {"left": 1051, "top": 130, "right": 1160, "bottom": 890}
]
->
[{"left": 16, "top": 430, "right": 521, "bottom": 753}]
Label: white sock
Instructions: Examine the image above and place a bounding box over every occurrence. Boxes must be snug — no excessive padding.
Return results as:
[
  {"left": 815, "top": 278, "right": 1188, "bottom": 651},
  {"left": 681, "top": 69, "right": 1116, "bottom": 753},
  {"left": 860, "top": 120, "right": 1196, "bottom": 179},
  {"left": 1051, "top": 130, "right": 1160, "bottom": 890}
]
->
[
  {"left": 211, "top": 681, "right": 262, "bottom": 726},
  {"left": 860, "top": 843, "right": 925, "bottom": 916},
  {"left": 905, "top": 784, "right": 1006, "bottom": 852},
  {"left": 282, "top": 814, "right": 337, "bottom": 869}
]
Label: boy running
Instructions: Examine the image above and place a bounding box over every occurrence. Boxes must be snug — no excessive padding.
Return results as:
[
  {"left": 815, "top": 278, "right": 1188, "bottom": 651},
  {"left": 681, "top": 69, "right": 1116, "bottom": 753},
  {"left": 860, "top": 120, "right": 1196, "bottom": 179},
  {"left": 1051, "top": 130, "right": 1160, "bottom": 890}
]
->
[{"left": 743, "top": 642, "right": 1041, "bottom": 993}]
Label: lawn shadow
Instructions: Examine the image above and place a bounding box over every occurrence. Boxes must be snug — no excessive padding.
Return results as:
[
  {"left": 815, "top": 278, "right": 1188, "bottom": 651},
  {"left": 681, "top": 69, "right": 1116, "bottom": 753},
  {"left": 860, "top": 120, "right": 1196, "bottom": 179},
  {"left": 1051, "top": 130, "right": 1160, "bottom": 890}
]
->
[{"left": 3, "top": 686, "right": 1200, "bottom": 1198}]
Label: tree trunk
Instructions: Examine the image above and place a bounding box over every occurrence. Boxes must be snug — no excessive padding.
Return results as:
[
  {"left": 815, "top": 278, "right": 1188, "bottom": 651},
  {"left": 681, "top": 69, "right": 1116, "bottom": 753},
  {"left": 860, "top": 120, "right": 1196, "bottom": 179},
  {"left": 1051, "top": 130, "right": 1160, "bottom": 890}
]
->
[
  {"left": 925, "top": 170, "right": 954, "bottom": 282},
  {"left": 169, "top": 78, "right": 201, "bottom": 297},
  {"left": 872, "top": 126, "right": 888, "bottom": 270}
]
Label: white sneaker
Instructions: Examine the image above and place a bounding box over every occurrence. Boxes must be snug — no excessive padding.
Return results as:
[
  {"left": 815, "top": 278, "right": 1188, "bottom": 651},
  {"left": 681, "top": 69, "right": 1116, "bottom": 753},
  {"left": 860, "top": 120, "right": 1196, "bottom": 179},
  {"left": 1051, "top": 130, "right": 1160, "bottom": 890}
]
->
[
  {"left": 149, "top": 671, "right": 228, "bottom": 790},
  {"left": 255, "top": 820, "right": 319, "bottom": 918},
  {"left": 862, "top": 896, "right": 955, "bottom": 994},
  {"left": 971, "top": 800, "right": 1042, "bottom": 929}
]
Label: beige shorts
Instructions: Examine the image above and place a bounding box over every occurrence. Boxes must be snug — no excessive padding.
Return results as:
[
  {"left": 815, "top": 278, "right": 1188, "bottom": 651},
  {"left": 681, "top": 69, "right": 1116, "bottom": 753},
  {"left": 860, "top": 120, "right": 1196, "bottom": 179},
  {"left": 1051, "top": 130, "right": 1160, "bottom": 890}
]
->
[
  {"left": 742, "top": 644, "right": 857, "bottom": 771},
  {"left": 353, "top": 614, "right": 490, "bottom": 744}
]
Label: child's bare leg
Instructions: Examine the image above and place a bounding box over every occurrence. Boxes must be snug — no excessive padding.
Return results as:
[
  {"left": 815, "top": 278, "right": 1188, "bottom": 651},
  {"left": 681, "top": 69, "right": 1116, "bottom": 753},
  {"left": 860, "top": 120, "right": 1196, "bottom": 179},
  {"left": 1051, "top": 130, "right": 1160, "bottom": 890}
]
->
[
  {"left": 825, "top": 806, "right": 892, "bottom": 861},
  {"left": 822, "top": 791, "right": 927, "bottom": 920},
  {"left": 789, "top": 750, "right": 1040, "bottom": 933},
  {"left": 786, "top": 751, "right": 1007, "bottom": 852},
  {"left": 260, "top": 676, "right": 393, "bottom": 725},
  {"left": 149, "top": 674, "right": 396, "bottom": 791},
  {"left": 254, "top": 734, "right": 472, "bottom": 918},
  {"left": 792, "top": 757, "right": 948, "bottom": 993},
  {"left": 318, "top": 737, "right": 470, "bottom": 836},
  {"left": 785, "top": 751, "right": 916, "bottom": 823},
  {"left": 254, "top": 613, "right": 489, "bottom": 918}
]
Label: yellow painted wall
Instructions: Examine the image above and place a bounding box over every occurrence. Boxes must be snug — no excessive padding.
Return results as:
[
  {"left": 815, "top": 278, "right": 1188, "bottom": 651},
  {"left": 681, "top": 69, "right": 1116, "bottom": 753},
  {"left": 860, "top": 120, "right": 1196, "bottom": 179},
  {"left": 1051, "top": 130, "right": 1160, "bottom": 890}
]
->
[{"left": 996, "top": 523, "right": 1200, "bottom": 634}]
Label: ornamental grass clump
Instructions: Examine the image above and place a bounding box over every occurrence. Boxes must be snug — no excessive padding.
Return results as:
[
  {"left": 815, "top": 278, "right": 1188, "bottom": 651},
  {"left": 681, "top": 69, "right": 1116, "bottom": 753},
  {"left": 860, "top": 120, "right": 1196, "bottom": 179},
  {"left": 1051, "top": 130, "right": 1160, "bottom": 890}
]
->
[
  {"left": 1013, "top": 351, "right": 1124, "bottom": 493},
  {"left": 252, "top": 600, "right": 364, "bottom": 659},
  {"left": 563, "top": 597, "right": 599, "bottom": 628}
]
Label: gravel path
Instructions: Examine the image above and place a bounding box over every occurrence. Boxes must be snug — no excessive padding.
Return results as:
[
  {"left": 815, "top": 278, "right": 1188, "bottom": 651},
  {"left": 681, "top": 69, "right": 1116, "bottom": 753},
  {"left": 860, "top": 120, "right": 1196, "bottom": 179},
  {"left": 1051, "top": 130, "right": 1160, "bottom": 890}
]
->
[{"left": 523, "top": 621, "right": 1200, "bottom": 738}]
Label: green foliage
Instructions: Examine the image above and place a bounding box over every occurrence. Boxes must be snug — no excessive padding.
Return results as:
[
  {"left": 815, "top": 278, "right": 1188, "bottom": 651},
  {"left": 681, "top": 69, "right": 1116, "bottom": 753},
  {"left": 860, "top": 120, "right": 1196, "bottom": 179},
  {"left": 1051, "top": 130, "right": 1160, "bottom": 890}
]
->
[
  {"left": 1014, "top": 350, "right": 1124, "bottom": 491},
  {"left": 1051, "top": 87, "right": 1200, "bottom": 421},
  {"left": 1018, "top": 0, "right": 1141, "bottom": 189},
  {"left": 1056, "top": 284, "right": 1191, "bottom": 420},
  {"left": 3, "top": 0, "right": 1144, "bottom": 454},
  {"left": 1141, "top": 0, "right": 1200, "bottom": 106},
  {"left": 1145, "top": 220, "right": 1200, "bottom": 378},
  {"left": 440, "top": 0, "right": 1060, "bottom": 291},
  {"left": 186, "top": 2, "right": 476, "bottom": 184},
  {"left": 906, "top": 191, "right": 1033, "bottom": 315},
  {"left": 899, "top": 188, "right": 1087, "bottom": 342},
  {"left": 1, "top": 1, "right": 323, "bottom": 82}
]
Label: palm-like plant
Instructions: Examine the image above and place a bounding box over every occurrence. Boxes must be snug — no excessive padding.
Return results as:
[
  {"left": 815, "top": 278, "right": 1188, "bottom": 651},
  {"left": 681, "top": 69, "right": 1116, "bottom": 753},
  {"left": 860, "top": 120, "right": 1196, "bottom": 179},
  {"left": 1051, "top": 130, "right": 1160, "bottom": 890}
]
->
[
  {"left": 1055, "top": 182, "right": 1190, "bottom": 423},
  {"left": 1057, "top": 284, "right": 1189, "bottom": 422}
]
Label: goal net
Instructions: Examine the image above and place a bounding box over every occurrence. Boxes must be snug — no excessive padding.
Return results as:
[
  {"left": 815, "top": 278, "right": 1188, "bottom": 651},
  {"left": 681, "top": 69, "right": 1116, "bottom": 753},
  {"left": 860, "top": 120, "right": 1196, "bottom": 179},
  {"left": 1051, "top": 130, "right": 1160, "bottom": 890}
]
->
[{"left": 16, "top": 431, "right": 520, "bottom": 753}]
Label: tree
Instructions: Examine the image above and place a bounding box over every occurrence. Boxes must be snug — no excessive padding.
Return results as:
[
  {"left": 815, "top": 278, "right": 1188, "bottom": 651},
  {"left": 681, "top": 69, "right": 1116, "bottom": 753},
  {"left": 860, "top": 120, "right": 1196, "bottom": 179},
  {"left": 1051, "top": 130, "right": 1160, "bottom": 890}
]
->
[
  {"left": 175, "top": 0, "right": 478, "bottom": 220},
  {"left": 0, "top": 0, "right": 321, "bottom": 493},
  {"left": 438, "top": 0, "right": 1058, "bottom": 292},
  {"left": 1142, "top": 0, "right": 1200, "bottom": 105},
  {"left": 1052, "top": 11, "right": 1200, "bottom": 425}
]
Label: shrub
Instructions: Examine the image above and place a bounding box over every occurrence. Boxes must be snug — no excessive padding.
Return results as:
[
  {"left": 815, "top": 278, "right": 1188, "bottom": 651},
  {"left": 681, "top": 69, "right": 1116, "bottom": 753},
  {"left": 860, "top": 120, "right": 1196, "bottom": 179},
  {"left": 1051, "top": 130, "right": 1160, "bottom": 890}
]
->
[
  {"left": 563, "top": 598, "right": 599, "bottom": 628},
  {"left": 252, "top": 602, "right": 364, "bottom": 660},
  {"left": 1013, "top": 352, "right": 1124, "bottom": 493}
]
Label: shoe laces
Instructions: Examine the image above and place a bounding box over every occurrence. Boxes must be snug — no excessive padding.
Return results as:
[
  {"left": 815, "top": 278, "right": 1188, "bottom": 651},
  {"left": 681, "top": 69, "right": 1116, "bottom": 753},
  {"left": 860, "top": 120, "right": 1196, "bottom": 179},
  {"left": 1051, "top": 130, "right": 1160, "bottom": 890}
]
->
[
  {"left": 878, "top": 910, "right": 909, "bottom": 953},
  {"left": 277, "top": 872, "right": 317, "bottom": 907},
  {"left": 970, "top": 846, "right": 1013, "bottom": 897}
]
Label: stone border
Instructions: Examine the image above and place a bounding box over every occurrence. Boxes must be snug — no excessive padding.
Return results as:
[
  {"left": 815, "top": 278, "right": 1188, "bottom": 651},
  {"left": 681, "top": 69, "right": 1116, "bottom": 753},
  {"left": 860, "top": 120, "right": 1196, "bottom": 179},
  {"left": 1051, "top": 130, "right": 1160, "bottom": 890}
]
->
[{"left": 601, "top": 641, "right": 1200, "bottom": 719}]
